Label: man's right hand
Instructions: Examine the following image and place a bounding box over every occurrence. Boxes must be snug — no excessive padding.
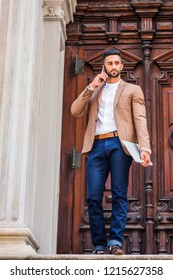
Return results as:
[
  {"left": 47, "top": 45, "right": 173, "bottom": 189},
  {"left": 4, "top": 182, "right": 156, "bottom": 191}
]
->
[{"left": 89, "top": 67, "right": 108, "bottom": 90}]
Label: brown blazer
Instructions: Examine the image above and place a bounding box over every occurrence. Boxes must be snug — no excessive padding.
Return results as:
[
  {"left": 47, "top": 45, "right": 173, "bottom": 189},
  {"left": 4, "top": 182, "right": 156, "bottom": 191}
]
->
[{"left": 71, "top": 79, "right": 151, "bottom": 155}]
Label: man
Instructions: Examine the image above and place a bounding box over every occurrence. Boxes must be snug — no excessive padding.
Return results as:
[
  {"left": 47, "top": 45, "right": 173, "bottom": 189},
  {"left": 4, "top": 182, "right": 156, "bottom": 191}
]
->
[{"left": 71, "top": 48, "right": 151, "bottom": 255}]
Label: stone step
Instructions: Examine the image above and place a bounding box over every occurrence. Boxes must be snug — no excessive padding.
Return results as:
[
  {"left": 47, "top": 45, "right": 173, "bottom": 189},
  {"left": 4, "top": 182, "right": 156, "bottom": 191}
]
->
[{"left": 1, "top": 254, "right": 173, "bottom": 260}]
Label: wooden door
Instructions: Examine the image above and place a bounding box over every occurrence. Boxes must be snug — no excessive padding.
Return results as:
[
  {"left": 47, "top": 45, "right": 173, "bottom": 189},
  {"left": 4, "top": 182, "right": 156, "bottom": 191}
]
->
[{"left": 57, "top": 0, "right": 173, "bottom": 254}]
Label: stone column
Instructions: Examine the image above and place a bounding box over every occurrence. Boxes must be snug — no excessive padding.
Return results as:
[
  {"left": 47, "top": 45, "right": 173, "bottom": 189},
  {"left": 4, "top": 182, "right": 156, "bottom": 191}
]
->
[
  {"left": 0, "top": 0, "right": 43, "bottom": 255},
  {"left": 32, "top": 0, "right": 76, "bottom": 254},
  {"left": 0, "top": 0, "right": 76, "bottom": 256}
]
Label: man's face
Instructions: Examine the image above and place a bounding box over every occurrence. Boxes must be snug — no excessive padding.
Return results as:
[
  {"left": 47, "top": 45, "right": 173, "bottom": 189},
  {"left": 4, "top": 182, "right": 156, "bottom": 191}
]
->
[{"left": 104, "top": 55, "right": 123, "bottom": 78}]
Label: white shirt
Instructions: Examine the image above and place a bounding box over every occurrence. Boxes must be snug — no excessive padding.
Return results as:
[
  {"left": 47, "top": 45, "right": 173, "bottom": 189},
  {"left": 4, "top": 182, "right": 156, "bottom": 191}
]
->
[{"left": 95, "top": 80, "right": 121, "bottom": 135}]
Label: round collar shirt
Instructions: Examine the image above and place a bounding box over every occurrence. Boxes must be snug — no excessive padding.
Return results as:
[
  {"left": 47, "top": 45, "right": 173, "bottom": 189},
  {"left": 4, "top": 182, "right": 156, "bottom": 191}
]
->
[{"left": 95, "top": 79, "right": 121, "bottom": 135}]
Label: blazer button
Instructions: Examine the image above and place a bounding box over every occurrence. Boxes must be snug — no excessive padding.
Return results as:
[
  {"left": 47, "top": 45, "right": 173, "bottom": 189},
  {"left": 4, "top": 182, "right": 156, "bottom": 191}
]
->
[{"left": 95, "top": 119, "right": 97, "bottom": 122}]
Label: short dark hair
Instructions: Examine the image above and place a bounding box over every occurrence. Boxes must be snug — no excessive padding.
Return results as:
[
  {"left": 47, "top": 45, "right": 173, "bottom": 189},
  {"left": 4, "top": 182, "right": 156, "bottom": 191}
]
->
[{"left": 103, "top": 48, "right": 121, "bottom": 60}]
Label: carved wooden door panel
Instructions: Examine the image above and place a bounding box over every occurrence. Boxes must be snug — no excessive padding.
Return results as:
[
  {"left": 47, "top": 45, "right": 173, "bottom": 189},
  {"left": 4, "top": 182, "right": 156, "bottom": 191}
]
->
[
  {"left": 57, "top": 0, "right": 173, "bottom": 254},
  {"left": 152, "top": 49, "right": 173, "bottom": 254}
]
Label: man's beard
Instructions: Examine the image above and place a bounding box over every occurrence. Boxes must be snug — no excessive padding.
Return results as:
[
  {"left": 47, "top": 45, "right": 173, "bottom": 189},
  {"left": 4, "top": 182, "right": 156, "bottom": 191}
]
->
[{"left": 107, "top": 70, "right": 121, "bottom": 78}]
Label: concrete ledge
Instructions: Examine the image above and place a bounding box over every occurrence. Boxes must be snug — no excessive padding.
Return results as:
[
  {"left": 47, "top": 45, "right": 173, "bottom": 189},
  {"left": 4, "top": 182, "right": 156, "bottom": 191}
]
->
[{"left": 0, "top": 254, "right": 173, "bottom": 260}]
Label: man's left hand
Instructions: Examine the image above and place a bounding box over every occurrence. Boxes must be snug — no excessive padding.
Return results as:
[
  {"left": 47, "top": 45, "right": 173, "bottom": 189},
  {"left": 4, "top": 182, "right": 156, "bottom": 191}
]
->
[{"left": 140, "top": 151, "right": 151, "bottom": 167}]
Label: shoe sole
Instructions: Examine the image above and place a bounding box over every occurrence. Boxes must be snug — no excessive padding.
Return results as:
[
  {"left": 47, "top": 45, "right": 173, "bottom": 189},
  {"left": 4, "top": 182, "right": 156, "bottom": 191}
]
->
[{"left": 111, "top": 250, "right": 124, "bottom": 255}]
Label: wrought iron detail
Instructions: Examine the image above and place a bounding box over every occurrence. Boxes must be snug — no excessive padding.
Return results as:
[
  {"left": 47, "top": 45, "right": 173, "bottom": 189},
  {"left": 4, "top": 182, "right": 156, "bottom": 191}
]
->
[
  {"left": 74, "top": 54, "right": 85, "bottom": 75},
  {"left": 69, "top": 148, "right": 81, "bottom": 169}
]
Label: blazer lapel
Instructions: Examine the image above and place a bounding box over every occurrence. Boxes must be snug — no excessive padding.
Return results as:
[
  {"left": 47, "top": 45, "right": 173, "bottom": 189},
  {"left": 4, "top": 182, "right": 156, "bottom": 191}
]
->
[{"left": 114, "top": 79, "right": 126, "bottom": 107}]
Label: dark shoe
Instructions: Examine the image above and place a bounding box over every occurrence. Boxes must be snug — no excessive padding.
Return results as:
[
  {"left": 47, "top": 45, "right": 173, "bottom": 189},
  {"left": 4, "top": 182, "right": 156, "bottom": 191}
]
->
[
  {"left": 92, "top": 250, "right": 105, "bottom": 254},
  {"left": 109, "top": 245, "right": 124, "bottom": 255}
]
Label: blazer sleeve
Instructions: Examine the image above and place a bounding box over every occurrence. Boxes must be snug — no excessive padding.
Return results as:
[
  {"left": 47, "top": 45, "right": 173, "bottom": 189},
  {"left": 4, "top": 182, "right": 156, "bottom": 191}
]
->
[
  {"left": 132, "top": 85, "right": 151, "bottom": 153},
  {"left": 71, "top": 87, "right": 93, "bottom": 117}
]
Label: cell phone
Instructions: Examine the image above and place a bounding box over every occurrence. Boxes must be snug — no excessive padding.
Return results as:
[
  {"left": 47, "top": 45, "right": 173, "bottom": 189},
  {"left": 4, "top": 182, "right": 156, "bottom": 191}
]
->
[{"left": 103, "top": 66, "right": 107, "bottom": 74}]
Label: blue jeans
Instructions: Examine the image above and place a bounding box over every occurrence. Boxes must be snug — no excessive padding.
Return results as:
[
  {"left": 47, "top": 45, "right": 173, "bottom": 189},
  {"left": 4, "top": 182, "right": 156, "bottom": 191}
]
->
[{"left": 86, "top": 137, "right": 132, "bottom": 251}]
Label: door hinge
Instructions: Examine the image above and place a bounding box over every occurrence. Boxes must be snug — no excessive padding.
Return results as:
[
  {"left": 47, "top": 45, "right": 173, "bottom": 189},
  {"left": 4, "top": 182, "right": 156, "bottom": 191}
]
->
[
  {"left": 70, "top": 148, "right": 81, "bottom": 169},
  {"left": 74, "top": 54, "right": 85, "bottom": 75}
]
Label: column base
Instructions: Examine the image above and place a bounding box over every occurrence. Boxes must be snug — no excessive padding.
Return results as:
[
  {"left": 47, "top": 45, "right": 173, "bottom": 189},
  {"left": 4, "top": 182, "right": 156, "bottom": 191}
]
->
[{"left": 0, "top": 228, "right": 39, "bottom": 256}]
